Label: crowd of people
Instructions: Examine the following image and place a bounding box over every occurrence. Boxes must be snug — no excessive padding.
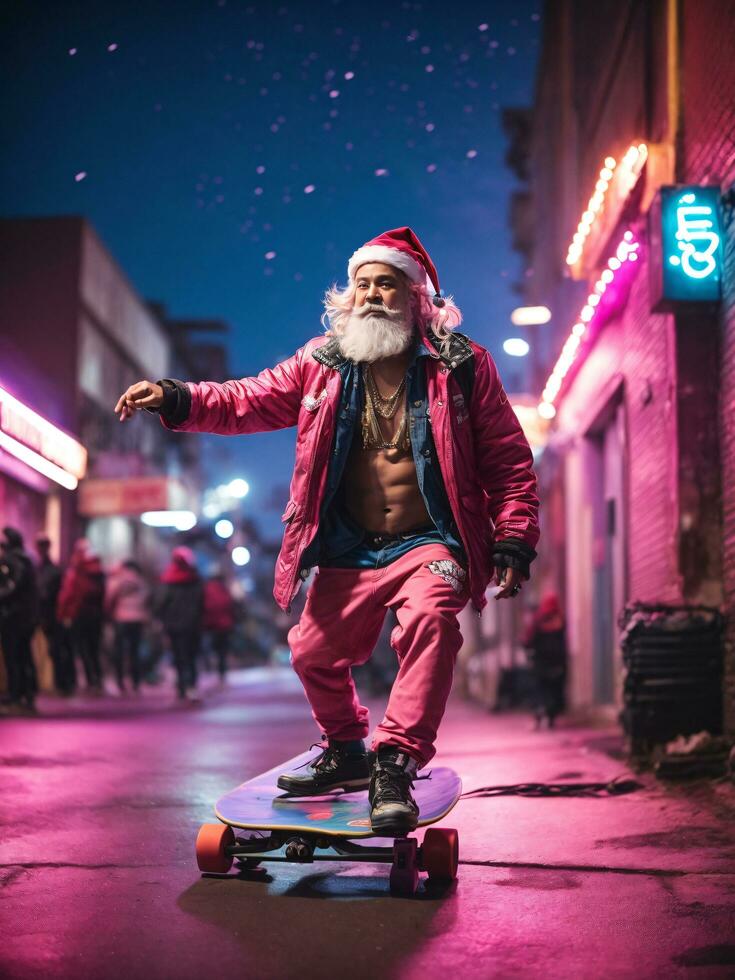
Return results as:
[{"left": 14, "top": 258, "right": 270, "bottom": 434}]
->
[{"left": 0, "top": 526, "right": 244, "bottom": 715}]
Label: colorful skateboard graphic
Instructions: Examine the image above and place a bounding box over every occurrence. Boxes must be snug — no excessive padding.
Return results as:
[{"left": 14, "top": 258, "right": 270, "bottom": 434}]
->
[{"left": 196, "top": 746, "right": 462, "bottom": 895}]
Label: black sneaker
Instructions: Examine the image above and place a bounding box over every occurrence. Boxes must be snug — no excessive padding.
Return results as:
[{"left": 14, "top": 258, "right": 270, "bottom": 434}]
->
[
  {"left": 369, "top": 748, "right": 420, "bottom": 835},
  {"left": 277, "top": 738, "right": 371, "bottom": 795}
]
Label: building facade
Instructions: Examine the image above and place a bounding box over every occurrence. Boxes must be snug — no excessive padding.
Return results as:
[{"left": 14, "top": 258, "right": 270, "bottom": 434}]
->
[
  {"left": 0, "top": 216, "right": 207, "bottom": 566},
  {"left": 508, "top": 0, "right": 735, "bottom": 732}
]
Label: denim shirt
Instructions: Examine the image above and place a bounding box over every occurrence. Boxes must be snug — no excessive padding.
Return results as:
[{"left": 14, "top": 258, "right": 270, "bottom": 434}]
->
[{"left": 301, "top": 339, "right": 467, "bottom": 570}]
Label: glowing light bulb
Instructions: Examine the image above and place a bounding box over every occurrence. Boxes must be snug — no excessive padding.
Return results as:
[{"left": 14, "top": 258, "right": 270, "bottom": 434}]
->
[
  {"left": 608, "top": 257, "right": 621, "bottom": 270},
  {"left": 601, "top": 269, "right": 614, "bottom": 283},
  {"left": 215, "top": 519, "right": 234, "bottom": 539},
  {"left": 538, "top": 402, "right": 556, "bottom": 419},
  {"left": 232, "top": 546, "right": 251, "bottom": 566},
  {"left": 503, "top": 338, "right": 530, "bottom": 357}
]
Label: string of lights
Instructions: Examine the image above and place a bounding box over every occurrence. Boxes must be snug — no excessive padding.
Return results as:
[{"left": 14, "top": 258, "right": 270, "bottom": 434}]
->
[
  {"left": 538, "top": 231, "right": 641, "bottom": 420},
  {"left": 565, "top": 143, "right": 648, "bottom": 269}
]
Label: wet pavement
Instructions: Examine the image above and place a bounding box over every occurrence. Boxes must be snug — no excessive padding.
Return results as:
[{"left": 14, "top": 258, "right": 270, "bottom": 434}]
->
[{"left": 1, "top": 667, "right": 734, "bottom": 979}]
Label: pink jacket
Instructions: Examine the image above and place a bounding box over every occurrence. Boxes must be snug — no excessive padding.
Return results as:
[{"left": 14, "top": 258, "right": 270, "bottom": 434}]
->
[
  {"left": 105, "top": 565, "right": 150, "bottom": 623},
  {"left": 163, "top": 333, "right": 539, "bottom": 613}
]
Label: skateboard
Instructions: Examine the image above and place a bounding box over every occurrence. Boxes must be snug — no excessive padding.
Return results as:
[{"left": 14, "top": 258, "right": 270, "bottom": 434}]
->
[{"left": 195, "top": 746, "right": 462, "bottom": 896}]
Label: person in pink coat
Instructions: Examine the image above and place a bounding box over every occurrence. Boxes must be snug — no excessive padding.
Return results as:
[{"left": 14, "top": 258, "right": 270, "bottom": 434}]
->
[
  {"left": 115, "top": 227, "right": 540, "bottom": 835},
  {"left": 105, "top": 560, "right": 150, "bottom": 693}
]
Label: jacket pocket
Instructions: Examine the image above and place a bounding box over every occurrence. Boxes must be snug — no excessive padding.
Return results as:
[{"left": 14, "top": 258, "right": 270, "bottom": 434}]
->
[{"left": 281, "top": 499, "right": 298, "bottom": 524}]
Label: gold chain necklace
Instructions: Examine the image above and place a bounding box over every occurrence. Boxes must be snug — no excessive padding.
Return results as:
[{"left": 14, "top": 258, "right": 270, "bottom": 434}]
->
[
  {"left": 364, "top": 365, "right": 406, "bottom": 419},
  {"left": 361, "top": 364, "right": 410, "bottom": 451}
]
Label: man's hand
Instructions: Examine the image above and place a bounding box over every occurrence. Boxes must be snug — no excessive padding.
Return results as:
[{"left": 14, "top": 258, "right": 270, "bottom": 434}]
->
[
  {"left": 494, "top": 565, "right": 522, "bottom": 600},
  {"left": 114, "top": 381, "right": 164, "bottom": 421}
]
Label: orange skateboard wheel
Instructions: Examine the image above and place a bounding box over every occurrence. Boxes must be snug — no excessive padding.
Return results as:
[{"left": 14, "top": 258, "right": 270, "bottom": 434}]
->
[
  {"left": 422, "top": 827, "right": 459, "bottom": 881},
  {"left": 196, "top": 822, "right": 235, "bottom": 873}
]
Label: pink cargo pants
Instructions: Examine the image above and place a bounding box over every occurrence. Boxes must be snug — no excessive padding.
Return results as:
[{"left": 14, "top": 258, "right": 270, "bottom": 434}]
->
[{"left": 287, "top": 543, "right": 470, "bottom": 767}]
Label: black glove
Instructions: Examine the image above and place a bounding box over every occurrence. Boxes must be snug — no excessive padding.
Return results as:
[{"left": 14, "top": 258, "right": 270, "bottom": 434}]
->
[{"left": 492, "top": 538, "right": 537, "bottom": 581}]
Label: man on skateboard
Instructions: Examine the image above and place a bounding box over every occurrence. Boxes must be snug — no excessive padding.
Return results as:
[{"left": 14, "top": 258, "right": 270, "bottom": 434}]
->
[{"left": 115, "top": 228, "right": 540, "bottom": 836}]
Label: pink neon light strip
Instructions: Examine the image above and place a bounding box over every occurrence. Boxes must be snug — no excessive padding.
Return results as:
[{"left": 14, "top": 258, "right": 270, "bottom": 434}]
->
[
  {"left": 0, "top": 384, "right": 86, "bottom": 479},
  {"left": 539, "top": 230, "right": 640, "bottom": 419},
  {"left": 0, "top": 430, "right": 79, "bottom": 490}
]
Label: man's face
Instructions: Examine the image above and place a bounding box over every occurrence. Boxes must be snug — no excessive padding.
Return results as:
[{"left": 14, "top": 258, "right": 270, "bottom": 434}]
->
[
  {"left": 337, "top": 262, "right": 414, "bottom": 363},
  {"left": 354, "top": 263, "right": 410, "bottom": 315}
]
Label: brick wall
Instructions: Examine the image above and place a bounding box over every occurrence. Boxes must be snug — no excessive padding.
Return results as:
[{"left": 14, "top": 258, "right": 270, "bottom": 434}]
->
[
  {"left": 681, "top": 0, "right": 735, "bottom": 734},
  {"left": 558, "top": 258, "right": 680, "bottom": 605}
]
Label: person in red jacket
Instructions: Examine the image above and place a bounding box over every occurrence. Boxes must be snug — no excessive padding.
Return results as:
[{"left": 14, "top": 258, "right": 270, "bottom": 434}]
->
[
  {"left": 155, "top": 547, "right": 204, "bottom": 702},
  {"left": 115, "top": 227, "right": 540, "bottom": 835},
  {"left": 203, "top": 573, "right": 236, "bottom": 682},
  {"left": 57, "top": 539, "right": 106, "bottom": 694},
  {"left": 523, "top": 592, "right": 568, "bottom": 730}
]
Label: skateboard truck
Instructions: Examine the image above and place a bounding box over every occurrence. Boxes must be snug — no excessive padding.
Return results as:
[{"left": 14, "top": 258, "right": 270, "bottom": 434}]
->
[
  {"left": 196, "top": 824, "right": 459, "bottom": 896},
  {"left": 284, "top": 836, "right": 315, "bottom": 862}
]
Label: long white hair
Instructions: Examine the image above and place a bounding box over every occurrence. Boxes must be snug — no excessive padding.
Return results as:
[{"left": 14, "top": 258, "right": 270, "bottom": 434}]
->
[{"left": 321, "top": 274, "right": 463, "bottom": 357}]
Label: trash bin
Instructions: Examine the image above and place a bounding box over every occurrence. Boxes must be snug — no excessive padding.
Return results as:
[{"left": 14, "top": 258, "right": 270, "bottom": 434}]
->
[{"left": 618, "top": 603, "right": 723, "bottom": 754}]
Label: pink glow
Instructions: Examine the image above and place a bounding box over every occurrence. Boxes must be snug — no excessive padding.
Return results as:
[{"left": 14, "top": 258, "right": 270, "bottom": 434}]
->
[
  {"left": 0, "top": 430, "right": 79, "bottom": 490},
  {"left": 538, "top": 231, "right": 641, "bottom": 418},
  {"left": 0, "top": 385, "right": 87, "bottom": 481}
]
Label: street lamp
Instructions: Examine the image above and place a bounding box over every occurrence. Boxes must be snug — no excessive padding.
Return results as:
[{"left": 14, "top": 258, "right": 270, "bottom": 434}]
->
[
  {"left": 510, "top": 306, "right": 551, "bottom": 326},
  {"left": 503, "top": 338, "right": 530, "bottom": 357},
  {"left": 140, "top": 511, "right": 197, "bottom": 531},
  {"left": 227, "top": 478, "right": 250, "bottom": 498},
  {"left": 215, "top": 518, "right": 234, "bottom": 539},
  {"left": 232, "top": 546, "right": 251, "bottom": 566}
]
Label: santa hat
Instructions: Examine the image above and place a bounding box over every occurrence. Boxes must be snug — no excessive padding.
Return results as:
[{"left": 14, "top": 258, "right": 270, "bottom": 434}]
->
[
  {"left": 347, "top": 227, "right": 445, "bottom": 307},
  {"left": 172, "top": 545, "right": 196, "bottom": 568}
]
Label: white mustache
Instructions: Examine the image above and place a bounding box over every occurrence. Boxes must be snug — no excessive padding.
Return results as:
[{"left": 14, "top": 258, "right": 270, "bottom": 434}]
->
[{"left": 352, "top": 302, "right": 403, "bottom": 320}]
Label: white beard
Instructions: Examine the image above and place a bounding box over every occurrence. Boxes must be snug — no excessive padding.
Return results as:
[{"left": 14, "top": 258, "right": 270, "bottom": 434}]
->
[{"left": 337, "top": 304, "right": 414, "bottom": 363}]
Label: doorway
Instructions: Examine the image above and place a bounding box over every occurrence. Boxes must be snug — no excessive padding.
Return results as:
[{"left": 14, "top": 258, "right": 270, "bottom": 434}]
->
[{"left": 586, "top": 397, "right": 627, "bottom": 705}]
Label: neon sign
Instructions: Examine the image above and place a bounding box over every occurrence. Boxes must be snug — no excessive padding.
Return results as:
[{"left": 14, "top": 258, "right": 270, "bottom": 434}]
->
[
  {"left": 658, "top": 186, "right": 723, "bottom": 305},
  {"left": 0, "top": 385, "right": 87, "bottom": 490}
]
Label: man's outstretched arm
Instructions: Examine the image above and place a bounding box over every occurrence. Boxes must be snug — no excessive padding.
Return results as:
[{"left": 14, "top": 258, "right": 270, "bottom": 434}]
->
[{"left": 114, "top": 348, "right": 305, "bottom": 434}]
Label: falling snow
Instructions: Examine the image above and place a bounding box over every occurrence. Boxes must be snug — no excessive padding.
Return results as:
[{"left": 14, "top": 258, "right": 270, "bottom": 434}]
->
[
  {"left": 5, "top": 0, "right": 544, "bottom": 398},
  {"left": 0, "top": 0, "right": 552, "bottom": 544}
]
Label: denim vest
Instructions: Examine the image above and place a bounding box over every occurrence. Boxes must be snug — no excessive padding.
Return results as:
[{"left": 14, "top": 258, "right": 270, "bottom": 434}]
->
[{"left": 301, "top": 340, "right": 467, "bottom": 570}]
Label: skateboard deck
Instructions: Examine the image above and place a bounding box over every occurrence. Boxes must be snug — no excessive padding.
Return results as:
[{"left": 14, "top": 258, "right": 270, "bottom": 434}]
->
[{"left": 215, "top": 746, "right": 462, "bottom": 837}]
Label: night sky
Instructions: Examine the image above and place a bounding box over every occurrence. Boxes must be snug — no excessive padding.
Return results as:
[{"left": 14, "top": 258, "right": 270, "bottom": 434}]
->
[{"left": 1, "top": 0, "right": 541, "bottom": 531}]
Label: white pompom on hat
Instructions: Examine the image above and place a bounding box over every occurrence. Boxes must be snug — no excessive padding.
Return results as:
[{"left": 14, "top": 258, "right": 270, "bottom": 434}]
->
[{"left": 347, "top": 226, "right": 445, "bottom": 307}]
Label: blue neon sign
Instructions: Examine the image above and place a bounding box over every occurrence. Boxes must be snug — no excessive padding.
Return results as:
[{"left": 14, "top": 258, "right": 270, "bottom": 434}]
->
[{"left": 661, "top": 186, "right": 723, "bottom": 303}]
